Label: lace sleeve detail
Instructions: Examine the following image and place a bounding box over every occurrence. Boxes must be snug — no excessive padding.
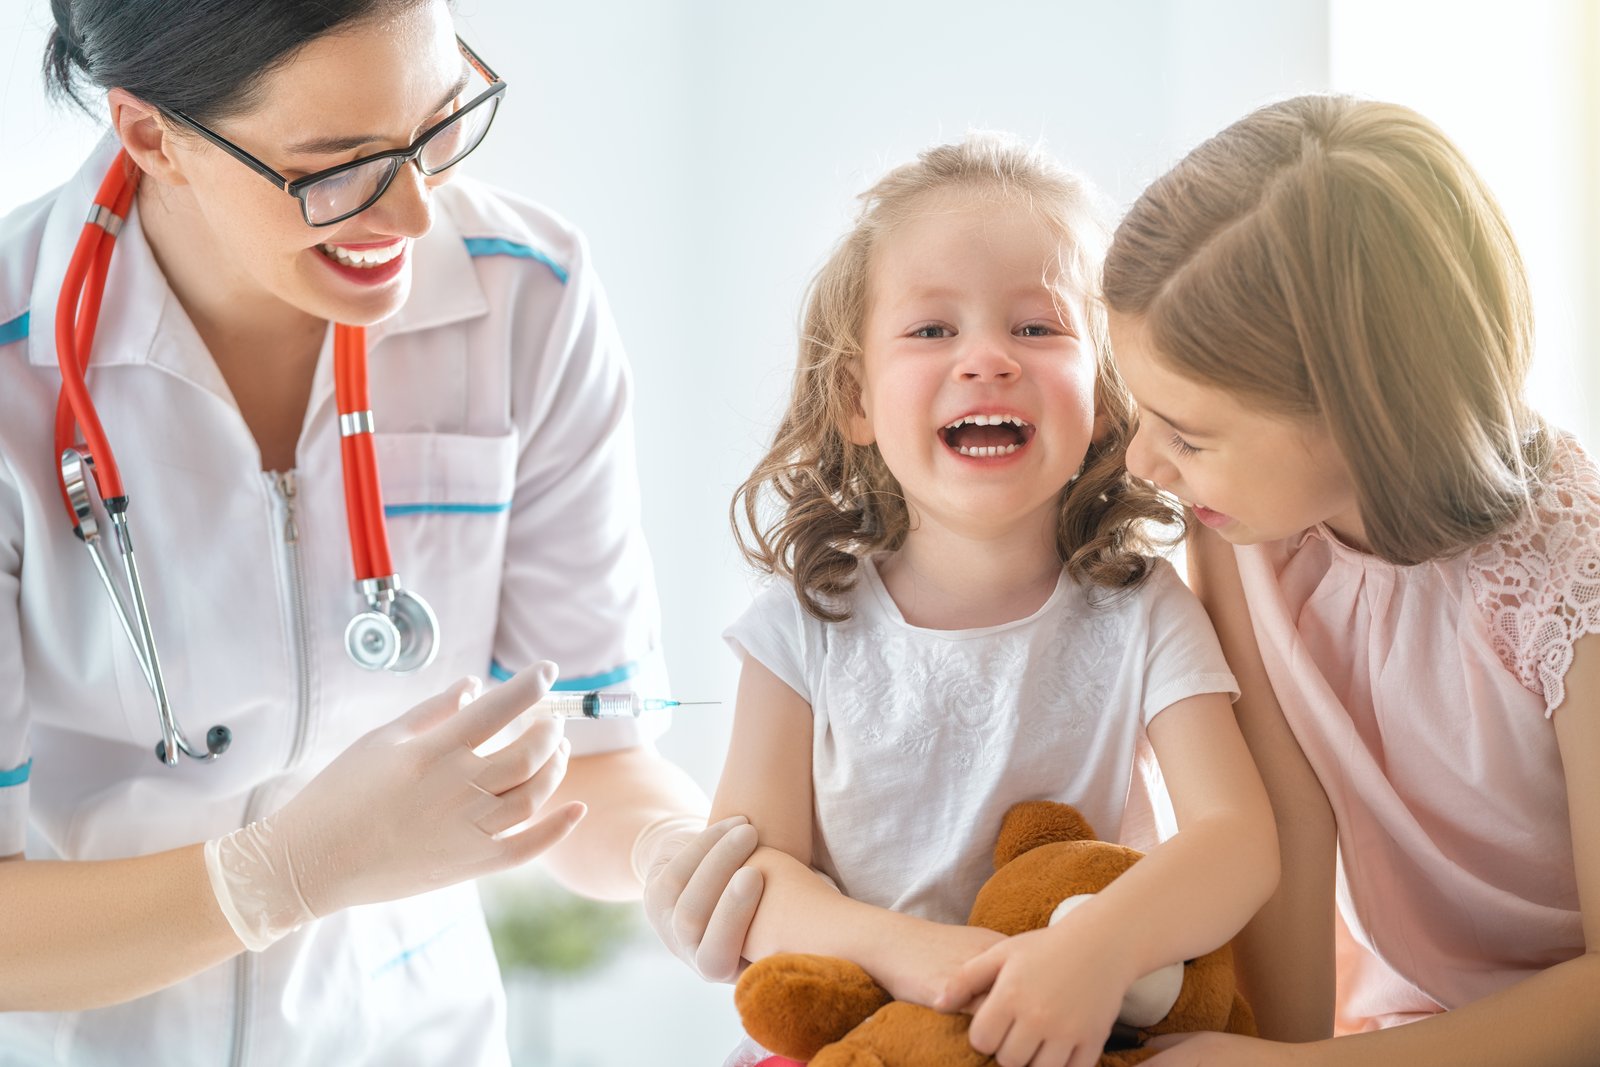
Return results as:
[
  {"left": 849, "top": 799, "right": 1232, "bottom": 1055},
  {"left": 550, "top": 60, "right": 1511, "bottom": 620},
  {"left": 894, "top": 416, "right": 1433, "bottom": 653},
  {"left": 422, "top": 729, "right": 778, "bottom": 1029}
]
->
[{"left": 1469, "top": 436, "right": 1600, "bottom": 716}]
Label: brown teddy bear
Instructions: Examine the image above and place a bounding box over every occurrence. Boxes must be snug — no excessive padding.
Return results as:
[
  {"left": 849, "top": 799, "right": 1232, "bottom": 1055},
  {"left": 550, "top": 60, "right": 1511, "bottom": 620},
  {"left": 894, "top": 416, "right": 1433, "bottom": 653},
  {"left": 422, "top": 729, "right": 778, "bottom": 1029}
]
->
[{"left": 734, "top": 800, "right": 1256, "bottom": 1066}]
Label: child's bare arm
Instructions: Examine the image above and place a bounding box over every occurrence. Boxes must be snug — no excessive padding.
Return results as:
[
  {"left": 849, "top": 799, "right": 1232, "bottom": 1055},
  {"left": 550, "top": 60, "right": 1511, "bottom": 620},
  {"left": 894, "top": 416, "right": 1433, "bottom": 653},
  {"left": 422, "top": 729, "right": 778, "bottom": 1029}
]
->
[
  {"left": 1109, "top": 688, "right": 1280, "bottom": 973},
  {"left": 708, "top": 656, "right": 817, "bottom": 860}
]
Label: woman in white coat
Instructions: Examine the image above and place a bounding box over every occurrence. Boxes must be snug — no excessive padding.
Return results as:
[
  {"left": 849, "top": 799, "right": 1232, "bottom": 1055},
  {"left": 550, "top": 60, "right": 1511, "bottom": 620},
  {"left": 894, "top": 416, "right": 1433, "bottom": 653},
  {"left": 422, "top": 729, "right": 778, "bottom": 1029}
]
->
[{"left": 0, "top": 0, "right": 760, "bottom": 1062}]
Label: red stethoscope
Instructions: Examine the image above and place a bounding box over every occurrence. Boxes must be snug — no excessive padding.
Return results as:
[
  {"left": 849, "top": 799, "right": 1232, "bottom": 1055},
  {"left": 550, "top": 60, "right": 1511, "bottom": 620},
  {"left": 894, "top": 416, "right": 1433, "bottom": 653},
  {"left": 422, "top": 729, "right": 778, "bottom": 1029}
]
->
[{"left": 54, "top": 150, "right": 438, "bottom": 766}]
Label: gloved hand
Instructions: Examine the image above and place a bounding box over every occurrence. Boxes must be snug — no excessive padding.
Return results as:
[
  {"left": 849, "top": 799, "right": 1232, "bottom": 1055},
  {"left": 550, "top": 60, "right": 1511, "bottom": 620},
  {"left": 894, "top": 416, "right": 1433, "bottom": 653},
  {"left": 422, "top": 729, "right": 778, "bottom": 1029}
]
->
[
  {"left": 636, "top": 814, "right": 764, "bottom": 982},
  {"left": 206, "top": 663, "right": 583, "bottom": 951}
]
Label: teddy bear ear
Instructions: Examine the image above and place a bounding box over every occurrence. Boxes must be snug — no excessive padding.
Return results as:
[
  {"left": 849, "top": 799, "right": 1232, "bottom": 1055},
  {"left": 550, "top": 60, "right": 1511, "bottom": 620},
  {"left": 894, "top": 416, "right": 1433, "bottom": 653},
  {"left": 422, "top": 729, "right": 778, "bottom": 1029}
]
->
[{"left": 993, "top": 801, "right": 1098, "bottom": 868}]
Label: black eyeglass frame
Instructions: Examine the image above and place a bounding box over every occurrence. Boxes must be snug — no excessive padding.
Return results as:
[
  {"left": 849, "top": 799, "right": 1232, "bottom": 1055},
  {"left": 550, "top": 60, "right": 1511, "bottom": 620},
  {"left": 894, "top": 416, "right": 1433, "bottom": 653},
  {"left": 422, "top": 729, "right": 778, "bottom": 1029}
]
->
[{"left": 164, "top": 37, "right": 506, "bottom": 227}]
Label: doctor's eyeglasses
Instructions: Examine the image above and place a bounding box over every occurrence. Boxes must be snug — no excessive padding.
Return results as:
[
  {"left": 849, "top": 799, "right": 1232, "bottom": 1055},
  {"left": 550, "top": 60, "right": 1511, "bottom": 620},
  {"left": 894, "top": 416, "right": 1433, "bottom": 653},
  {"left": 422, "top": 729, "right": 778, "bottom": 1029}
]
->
[{"left": 165, "top": 37, "right": 506, "bottom": 227}]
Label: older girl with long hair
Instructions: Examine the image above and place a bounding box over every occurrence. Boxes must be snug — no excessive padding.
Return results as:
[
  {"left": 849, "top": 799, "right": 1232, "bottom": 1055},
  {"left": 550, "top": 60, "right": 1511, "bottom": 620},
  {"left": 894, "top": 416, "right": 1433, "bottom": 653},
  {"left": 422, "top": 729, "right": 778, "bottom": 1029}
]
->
[{"left": 1106, "top": 96, "right": 1600, "bottom": 1067}]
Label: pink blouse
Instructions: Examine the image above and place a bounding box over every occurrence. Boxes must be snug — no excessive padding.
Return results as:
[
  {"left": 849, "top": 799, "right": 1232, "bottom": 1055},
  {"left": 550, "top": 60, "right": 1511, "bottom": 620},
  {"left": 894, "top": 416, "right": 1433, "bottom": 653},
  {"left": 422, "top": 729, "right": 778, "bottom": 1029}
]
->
[{"left": 1233, "top": 434, "right": 1600, "bottom": 1033}]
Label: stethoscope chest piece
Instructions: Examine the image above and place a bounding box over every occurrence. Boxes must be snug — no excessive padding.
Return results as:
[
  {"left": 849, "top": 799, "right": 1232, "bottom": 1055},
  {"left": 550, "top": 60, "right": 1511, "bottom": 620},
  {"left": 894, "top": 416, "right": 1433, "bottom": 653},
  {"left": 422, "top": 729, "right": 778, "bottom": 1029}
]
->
[
  {"left": 345, "top": 578, "right": 439, "bottom": 674},
  {"left": 345, "top": 610, "right": 401, "bottom": 671}
]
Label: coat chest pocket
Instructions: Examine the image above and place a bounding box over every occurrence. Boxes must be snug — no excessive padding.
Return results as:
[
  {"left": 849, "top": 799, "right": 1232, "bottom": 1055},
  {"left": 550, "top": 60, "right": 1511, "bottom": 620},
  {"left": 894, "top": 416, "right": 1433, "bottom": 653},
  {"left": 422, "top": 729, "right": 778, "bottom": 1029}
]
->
[{"left": 373, "top": 430, "right": 519, "bottom": 676}]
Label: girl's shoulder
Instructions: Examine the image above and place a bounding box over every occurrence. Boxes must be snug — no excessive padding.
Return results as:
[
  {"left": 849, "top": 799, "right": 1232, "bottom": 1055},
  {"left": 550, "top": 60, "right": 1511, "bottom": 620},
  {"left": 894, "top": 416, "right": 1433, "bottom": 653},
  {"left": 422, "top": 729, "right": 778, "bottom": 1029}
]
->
[
  {"left": 1468, "top": 433, "right": 1600, "bottom": 713},
  {"left": 732, "top": 568, "right": 861, "bottom": 637},
  {"left": 1470, "top": 433, "right": 1600, "bottom": 578}
]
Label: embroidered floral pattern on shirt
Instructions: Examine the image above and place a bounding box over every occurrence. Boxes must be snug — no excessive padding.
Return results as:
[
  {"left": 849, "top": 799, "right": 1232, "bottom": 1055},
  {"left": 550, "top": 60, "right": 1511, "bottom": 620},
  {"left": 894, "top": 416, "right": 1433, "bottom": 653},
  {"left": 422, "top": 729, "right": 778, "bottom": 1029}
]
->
[
  {"left": 823, "top": 601, "right": 1128, "bottom": 773},
  {"left": 1468, "top": 436, "right": 1600, "bottom": 714},
  {"left": 1026, "top": 608, "right": 1127, "bottom": 744},
  {"left": 826, "top": 621, "right": 1028, "bottom": 772}
]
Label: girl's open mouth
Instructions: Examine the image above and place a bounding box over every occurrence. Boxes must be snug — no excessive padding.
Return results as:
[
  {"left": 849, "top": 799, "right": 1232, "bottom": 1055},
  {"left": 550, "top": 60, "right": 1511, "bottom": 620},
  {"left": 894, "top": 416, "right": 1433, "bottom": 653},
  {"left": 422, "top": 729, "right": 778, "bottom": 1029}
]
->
[{"left": 939, "top": 413, "right": 1036, "bottom": 458}]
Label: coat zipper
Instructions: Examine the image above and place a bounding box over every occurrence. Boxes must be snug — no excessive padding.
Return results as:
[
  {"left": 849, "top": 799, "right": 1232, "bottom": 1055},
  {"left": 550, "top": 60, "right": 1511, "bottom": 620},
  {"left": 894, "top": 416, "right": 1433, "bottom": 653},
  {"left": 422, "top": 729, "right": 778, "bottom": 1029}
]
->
[{"left": 229, "top": 470, "right": 315, "bottom": 1067}]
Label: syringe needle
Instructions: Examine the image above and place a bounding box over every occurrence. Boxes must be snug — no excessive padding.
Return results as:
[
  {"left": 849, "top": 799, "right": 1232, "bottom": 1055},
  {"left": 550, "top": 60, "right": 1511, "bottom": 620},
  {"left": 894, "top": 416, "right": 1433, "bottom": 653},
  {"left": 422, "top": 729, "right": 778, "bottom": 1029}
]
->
[{"left": 637, "top": 698, "right": 722, "bottom": 712}]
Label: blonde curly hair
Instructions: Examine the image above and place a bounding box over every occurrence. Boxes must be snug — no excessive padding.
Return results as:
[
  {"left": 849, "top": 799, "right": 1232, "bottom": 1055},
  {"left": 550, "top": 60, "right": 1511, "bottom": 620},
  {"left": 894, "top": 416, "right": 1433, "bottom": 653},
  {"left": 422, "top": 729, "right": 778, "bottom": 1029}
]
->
[{"left": 733, "top": 132, "right": 1179, "bottom": 622}]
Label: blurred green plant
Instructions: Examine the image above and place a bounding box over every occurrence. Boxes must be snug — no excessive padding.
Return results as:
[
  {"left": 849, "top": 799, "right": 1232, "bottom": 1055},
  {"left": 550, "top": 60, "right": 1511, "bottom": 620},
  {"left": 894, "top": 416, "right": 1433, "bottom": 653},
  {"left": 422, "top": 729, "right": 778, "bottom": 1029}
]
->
[{"left": 485, "top": 876, "right": 642, "bottom": 976}]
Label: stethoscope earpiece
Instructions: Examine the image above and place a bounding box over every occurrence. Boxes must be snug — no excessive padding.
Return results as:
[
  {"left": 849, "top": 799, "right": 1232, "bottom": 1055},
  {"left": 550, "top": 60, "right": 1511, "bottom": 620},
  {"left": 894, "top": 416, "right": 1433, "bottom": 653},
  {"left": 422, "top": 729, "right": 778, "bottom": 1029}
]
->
[{"left": 153, "top": 723, "right": 233, "bottom": 765}]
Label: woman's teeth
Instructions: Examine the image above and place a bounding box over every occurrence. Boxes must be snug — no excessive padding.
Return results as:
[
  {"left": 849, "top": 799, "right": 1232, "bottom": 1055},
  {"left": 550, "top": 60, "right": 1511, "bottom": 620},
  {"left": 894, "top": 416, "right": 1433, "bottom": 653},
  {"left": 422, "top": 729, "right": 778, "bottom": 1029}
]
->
[{"left": 319, "top": 241, "right": 405, "bottom": 268}]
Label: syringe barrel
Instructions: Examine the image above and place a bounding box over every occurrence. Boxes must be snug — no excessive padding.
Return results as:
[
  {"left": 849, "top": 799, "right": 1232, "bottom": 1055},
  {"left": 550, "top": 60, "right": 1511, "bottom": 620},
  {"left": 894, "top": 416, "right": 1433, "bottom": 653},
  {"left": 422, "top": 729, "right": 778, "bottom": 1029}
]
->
[{"left": 529, "top": 692, "right": 640, "bottom": 719}]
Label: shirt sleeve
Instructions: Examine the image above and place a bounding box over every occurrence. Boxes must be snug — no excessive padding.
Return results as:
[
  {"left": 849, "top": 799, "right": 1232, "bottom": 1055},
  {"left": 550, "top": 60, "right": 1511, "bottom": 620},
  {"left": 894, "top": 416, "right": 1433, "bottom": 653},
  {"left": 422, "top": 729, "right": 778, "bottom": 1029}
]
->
[
  {"left": 0, "top": 457, "right": 29, "bottom": 855},
  {"left": 1471, "top": 434, "right": 1600, "bottom": 718},
  {"left": 722, "top": 580, "right": 816, "bottom": 704},
  {"left": 1139, "top": 559, "right": 1240, "bottom": 726},
  {"left": 487, "top": 227, "right": 668, "bottom": 756}
]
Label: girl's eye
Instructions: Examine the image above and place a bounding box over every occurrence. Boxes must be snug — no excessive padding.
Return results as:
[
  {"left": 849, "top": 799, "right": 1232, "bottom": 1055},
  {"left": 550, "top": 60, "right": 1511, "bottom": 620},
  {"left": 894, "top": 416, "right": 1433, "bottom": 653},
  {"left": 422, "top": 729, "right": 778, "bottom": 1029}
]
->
[
  {"left": 911, "top": 324, "right": 952, "bottom": 339},
  {"left": 1018, "top": 324, "right": 1057, "bottom": 337},
  {"left": 1168, "top": 431, "right": 1200, "bottom": 458}
]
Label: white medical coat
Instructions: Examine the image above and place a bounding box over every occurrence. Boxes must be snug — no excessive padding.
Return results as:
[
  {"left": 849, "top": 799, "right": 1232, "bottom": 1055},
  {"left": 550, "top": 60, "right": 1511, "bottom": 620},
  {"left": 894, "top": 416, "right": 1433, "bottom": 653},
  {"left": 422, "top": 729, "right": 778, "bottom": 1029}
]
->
[{"left": 0, "top": 138, "right": 670, "bottom": 1065}]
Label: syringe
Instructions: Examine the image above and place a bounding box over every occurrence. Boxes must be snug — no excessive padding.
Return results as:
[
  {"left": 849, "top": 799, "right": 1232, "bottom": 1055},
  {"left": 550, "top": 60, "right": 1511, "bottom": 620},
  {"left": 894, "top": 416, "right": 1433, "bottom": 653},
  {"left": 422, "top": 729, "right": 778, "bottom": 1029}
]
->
[{"left": 526, "top": 692, "right": 716, "bottom": 720}]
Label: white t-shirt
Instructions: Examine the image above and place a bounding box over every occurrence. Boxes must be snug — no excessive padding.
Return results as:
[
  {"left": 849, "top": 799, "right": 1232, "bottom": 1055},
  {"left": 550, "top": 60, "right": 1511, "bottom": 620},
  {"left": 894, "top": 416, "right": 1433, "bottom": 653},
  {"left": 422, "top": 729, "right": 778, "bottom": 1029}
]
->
[{"left": 724, "top": 555, "right": 1237, "bottom": 925}]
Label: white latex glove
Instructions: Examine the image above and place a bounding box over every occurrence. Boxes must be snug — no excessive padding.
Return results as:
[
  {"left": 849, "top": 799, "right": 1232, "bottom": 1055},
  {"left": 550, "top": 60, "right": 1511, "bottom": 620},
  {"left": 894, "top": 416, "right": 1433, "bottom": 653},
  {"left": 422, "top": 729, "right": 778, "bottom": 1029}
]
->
[
  {"left": 206, "top": 664, "right": 583, "bottom": 950},
  {"left": 636, "top": 814, "right": 764, "bottom": 982}
]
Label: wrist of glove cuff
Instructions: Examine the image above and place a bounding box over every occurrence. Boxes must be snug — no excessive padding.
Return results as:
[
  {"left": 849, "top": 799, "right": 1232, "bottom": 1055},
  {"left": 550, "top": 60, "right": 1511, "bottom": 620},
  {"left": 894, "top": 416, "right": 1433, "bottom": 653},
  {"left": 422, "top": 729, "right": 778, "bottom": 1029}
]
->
[
  {"left": 204, "top": 816, "right": 317, "bottom": 953},
  {"left": 630, "top": 814, "right": 708, "bottom": 887}
]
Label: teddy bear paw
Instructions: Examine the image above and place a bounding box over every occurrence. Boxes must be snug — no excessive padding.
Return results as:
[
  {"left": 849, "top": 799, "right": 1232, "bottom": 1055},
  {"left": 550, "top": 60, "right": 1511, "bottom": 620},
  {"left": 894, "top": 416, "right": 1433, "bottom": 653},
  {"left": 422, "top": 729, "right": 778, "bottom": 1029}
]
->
[{"left": 735, "top": 953, "right": 892, "bottom": 1060}]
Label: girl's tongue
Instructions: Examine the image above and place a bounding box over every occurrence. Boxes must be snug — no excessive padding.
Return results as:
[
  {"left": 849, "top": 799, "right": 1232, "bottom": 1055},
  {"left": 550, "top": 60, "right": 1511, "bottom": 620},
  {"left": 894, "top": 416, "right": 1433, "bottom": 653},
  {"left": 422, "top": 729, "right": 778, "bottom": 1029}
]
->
[{"left": 944, "top": 423, "right": 1026, "bottom": 450}]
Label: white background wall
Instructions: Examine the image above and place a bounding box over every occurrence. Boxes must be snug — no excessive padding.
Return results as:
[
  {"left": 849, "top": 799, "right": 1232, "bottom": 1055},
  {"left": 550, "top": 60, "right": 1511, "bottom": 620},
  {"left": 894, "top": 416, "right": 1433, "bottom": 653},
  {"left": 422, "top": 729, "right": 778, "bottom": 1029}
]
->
[
  {"left": 1327, "top": 0, "right": 1599, "bottom": 451},
  {"left": 3, "top": 2, "right": 1595, "bottom": 1063}
]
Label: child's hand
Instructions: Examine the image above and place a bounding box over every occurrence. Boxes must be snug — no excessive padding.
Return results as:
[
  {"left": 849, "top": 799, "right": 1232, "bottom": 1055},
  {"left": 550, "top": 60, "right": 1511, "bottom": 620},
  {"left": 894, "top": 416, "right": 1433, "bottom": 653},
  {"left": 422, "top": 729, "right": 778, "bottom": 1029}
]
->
[
  {"left": 936, "top": 924, "right": 1131, "bottom": 1067},
  {"left": 873, "top": 918, "right": 1005, "bottom": 1008}
]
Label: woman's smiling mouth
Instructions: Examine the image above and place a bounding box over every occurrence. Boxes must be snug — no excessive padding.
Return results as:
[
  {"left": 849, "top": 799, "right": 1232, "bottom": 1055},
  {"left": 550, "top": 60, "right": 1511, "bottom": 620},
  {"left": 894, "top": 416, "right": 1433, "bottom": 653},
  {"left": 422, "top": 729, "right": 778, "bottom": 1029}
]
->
[{"left": 317, "top": 239, "right": 407, "bottom": 268}]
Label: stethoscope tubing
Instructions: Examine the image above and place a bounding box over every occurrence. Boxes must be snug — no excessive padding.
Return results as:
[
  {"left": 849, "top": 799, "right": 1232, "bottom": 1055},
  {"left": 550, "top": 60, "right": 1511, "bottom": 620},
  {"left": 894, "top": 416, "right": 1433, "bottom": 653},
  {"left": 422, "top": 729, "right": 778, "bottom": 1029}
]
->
[
  {"left": 52, "top": 150, "right": 401, "bottom": 585},
  {"left": 54, "top": 153, "right": 139, "bottom": 513},
  {"left": 335, "top": 322, "right": 396, "bottom": 582},
  {"left": 52, "top": 151, "right": 225, "bottom": 764},
  {"left": 334, "top": 320, "right": 439, "bottom": 674},
  {"left": 51, "top": 150, "right": 440, "bottom": 766}
]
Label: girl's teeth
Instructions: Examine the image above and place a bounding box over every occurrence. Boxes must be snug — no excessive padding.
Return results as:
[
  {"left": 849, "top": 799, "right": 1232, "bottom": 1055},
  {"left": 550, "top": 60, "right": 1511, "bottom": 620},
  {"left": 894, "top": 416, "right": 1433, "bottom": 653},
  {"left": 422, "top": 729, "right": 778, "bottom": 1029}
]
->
[
  {"left": 319, "top": 241, "right": 405, "bottom": 268},
  {"left": 943, "top": 413, "right": 1027, "bottom": 430},
  {"left": 955, "top": 443, "right": 1021, "bottom": 457}
]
